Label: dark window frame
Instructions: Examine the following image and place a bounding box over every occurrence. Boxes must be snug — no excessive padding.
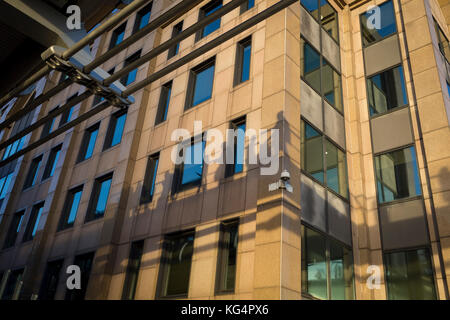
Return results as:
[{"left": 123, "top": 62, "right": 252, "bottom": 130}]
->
[
  {"left": 158, "top": 229, "right": 195, "bottom": 298},
  {"left": 22, "top": 202, "right": 45, "bottom": 243},
  {"left": 168, "top": 21, "right": 184, "bottom": 59},
  {"left": 23, "top": 154, "right": 43, "bottom": 190},
  {"left": 234, "top": 36, "right": 252, "bottom": 86},
  {"left": 301, "top": 223, "right": 355, "bottom": 300},
  {"left": 359, "top": 0, "right": 397, "bottom": 48},
  {"left": 77, "top": 122, "right": 100, "bottom": 163},
  {"left": 300, "top": 0, "right": 339, "bottom": 44},
  {"left": 85, "top": 173, "right": 113, "bottom": 222},
  {"left": 58, "top": 185, "right": 84, "bottom": 231},
  {"left": 65, "top": 251, "right": 95, "bottom": 300},
  {"left": 140, "top": 153, "right": 160, "bottom": 204},
  {"left": 215, "top": 219, "right": 239, "bottom": 294},
  {"left": 120, "top": 50, "right": 142, "bottom": 86},
  {"left": 185, "top": 57, "right": 216, "bottom": 110},
  {"left": 103, "top": 110, "right": 127, "bottom": 150},
  {"left": 155, "top": 81, "right": 173, "bottom": 125},
  {"left": 300, "top": 118, "right": 349, "bottom": 200},
  {"left": 240, "top": 0, "right": 255, "bottom": 14},
  {"left": 225, "top": 117, "right": 246, "bottom": 177},
  {"left": 133, "top": 2, "right": 153, "bottom": 34},
  {"left": 38, "top": 259, "right": 64, "bottom": 300},
  {"left": 41, "top": 107, "right": 59, "bottom": 139},
  {"left": 109, "top": 23, "right": 127, "bottom": 50},
  {"left": 196, "top": 0, "right": 223, "bottom": 42},
  {"left": 122, "top": 240, "right": 145, "bottom": 300},
  {"left": 3, "top": 210, "right": 25, "bottom": 249},
  {"left": 42, "top": 144, "right": 62, "bottom": 180}
]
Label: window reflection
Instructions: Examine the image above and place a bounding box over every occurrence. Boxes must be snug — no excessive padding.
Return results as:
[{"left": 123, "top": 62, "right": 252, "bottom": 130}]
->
[
  {"left": 375, "top": 146, "right": 422, "bottom": 203},
  {"left": 367, "top": 65, "right": 408, "bottom": 116},
  {"left": 360, "top": 0, "right": 397, "bottom": 46},
  {"left": 326, "top": 140, "right": 348, "bottom": 198},
  {"left": 301, "top": 121, "right": 324, "bottom": 183}
]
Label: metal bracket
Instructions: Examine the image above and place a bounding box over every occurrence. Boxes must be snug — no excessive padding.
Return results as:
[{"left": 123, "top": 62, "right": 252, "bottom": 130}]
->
[{"left": 42, "top": 45, "right": 134, "bottom": 108}]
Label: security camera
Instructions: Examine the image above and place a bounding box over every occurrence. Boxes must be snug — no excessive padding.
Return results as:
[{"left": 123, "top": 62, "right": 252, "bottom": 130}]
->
[{"left": 280, "top": 170, "right": 290, "bottom": 182}]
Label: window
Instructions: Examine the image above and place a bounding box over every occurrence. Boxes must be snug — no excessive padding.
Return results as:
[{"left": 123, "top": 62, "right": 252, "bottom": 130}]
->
[
  {"left": 360, "top": 0, "right": 397, "bottom": 47},
  {"left": 447, "top": 82, "right": 450, "bottom": 98},
  {"left": 385, "top": 248, "right": 436, "bottom": 300},
  {"left": 301, "top": 0, "right": 338, "bottom": 42},
  {"left": 198, "top": 0, "right": 223, "bottom": 40},
  {"left": 58, "top": 186, "right": 83, "bottom": 230},
  {"left": 122, "top": 240, "right": 144, "bottom": 300},
  {"left": 234, "top": 37, "right": 252, "bottom": 86},
  {"left": 23, "top": 155, "right": 43, "bottom": 189},
  {"left": 38, "top": 259, "right": 63, "bottom": 300},
  {"left": 225, "top": 118, "right": 245, "bottom": 177},
  {"left": 173, "top": 138, "right": 205, "bottom": 192},
  {"left": 0, "top": 172, "right": 14, "bottom": 208},
  {"left": 59, "top": 94, "right": 77, "bottom": 127},
  {"left": 240, "top": 0, "right": 255, "bottom": 14},
  {"left": 301, "top": 38, "right": 343, "bottom": 112},
  {"left": 41, "top": 107, "right": 59, "bottom": 139},
  {"left": 216, "top": 220, "right": 239, "bottom": 293},
  {"left": 78, "top": 123, "right": 99, "bottom": 162},
  {"left": 140, "top": 154, "right": 159, "bottom": 204},
  {"left": 133, "top": 2, "right": 152, "bottom": 33},
  {"left": 159, "top": 230, "right": 195, "bottom": 297},
  {"left": 3, "top": 211, "right": 24, "bottom": 249},
  {"left": 104, "top": 111, "right": 127, "bottom": 150},
  {"left": 367, "top": 65, "right": 408, "bottom": 116},
  {"left": 1, "top": 269, "right": 24, "bottom": 300},
  {"left": 434, "top": 20, "right": 450, "bottom": 62},
  {"left": 42, "top": 144, "right": 62, "bottom": 180},
  {"left": 325, "top": 140, "right": 348, "bottom": 198},
  {"left": 65, "top": 252, "right": 95, "bottom": 300},
  {"left": 155, "top": 82, "right": 172, "bottom": 125},
  {"left": 168, "top": 21, "right": 183, "bottom": 59},
  {"left": 375, "top": 146, "right": 422, "bottom": 204},
  {"left": 301, "top": 121, "right": 324, "bottom": 183},
  {"left": 120, "top": 50, "right": 142, "bottom": 86},
  {"left": 301, "top": 120, "right": 348, "bottom": 198},
  {"left": 85, "top": 173, "right": 113, "bottom": 222},
  {"left": 22, "top": 202, "right": 44, "bottom": 242},
  {"left": 301, "top": 225, "right": 354, "bottom": 300},
  {"left": 301, "top": 39, "right": 321, "bottom": 94},
  {"left": 185, "top": 58, "right": 215, "bottom": 110},
  {"left": 109, "top": 23, "right": 126, "bottom": 50},
  {"left": 59, "top": 73, "right": 69, "bottom": 84}
]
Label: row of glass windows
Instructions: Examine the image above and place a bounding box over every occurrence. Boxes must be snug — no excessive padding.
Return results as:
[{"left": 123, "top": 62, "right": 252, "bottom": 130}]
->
[
  {"left": 301, "top": 225, "right": 437, "bottom": 300},
  {"left": 434, "top": 18, "right": 450, "bottom": 63},
  {"left": 156, "top": 36, "right": 252, "bottom": 126},
  {"left": 301, "top": 38, "right": 343, "bottom": 113}
]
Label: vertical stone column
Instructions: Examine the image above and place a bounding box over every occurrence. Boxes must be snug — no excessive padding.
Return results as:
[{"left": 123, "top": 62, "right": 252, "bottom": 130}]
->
[{"left": 253, "top": 1, "right": 302, "bottom": 299}]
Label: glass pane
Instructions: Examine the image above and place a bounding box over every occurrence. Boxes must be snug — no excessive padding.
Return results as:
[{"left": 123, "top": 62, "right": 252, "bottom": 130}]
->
[
  {"left": 67, "top": 190, "right": 82, "bottom": 225},
  {"left": 0, "top": 173, "right": 13, "bottom": 199},
  {"left": 367, "top": 66, "right": 408, "bottom": 116},
  {"left": 375, "top": 146, "right": 422, "bottom": 203},
  {"left": 165, "top": 234, "right": 194, "bottom": 296},
  {"left": 85, "top": 128, "right": 98, "bottom": 159},
  {"left": 301, "top": 40, "right": 321, "bottom": 94},
  {"left": 330, "top": 240, "right": 354, "bottom": 300},
  {"left": 193, "top": 64, "right": 215, "bottom": 106},
  {"left": 241, "top": 43, "right": 251, "bottom": 83},
  {"left": 182, "top": 141, "right": 205, "bottom": 185},
  {"left": 234, "top": 123, "right": 245, "bottom": 174},
  {"left": 202, "top": 2, "right": 222, "bottom": 38},
  {"left": 320, "top": 0, "right": 338, "bottom": 42},
  {"left": 301, "top": 121, "right": 324, "bottom": 183},
  {"left": 150, "top": 159, "right": 159, "bottom": 197},
  {"left": 385, "top": 249, "right": 436, "bottom": 300},
  {"left": 322, "top": 61, "right": 342, "bottom": 112},
  {"left": 303, "top": 227, "right": 328, "bottom": 299},
  {"left": 360, "top": 0, "right": 397, "bottom": 46},
  {"left": 435, "top": 21, "right": 450, "bottom": 61},
  {"left": 246, "top": 0, "right": 255, "bottom": 10},
  {"left": 31, "top": 206, "right": 44, "bottom": 237},
  {"left": 111, "top": 113, "right": 127, "bottom": 147},
  {"left": 301, "top": 0, "right": 319, "bottom": 20},
  {"left": 326, "top": 141, "right": 348, "bottom": 198},
  {"left": 95, "top": 178, "right": 112, "bottom": 216},
  {"left": 139, "top": 11, "right": 151, "bottom": 30},
  {"left": 48, "top": 149, "right": 61, "bottom": 178}
]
